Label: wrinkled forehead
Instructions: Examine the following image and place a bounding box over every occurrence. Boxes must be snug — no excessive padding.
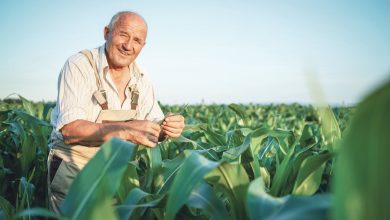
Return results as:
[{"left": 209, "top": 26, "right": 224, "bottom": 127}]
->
[{"left": 114, "top": 13, "right": 148, "bottom": 32}]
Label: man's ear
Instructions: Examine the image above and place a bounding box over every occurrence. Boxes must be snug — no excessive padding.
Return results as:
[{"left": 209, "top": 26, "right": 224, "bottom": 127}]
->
[{"left": 104, "top": 26, "right": 110, "bottom": 40}]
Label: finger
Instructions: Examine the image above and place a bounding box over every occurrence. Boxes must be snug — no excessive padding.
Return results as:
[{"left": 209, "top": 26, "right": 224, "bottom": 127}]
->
[
  {"left": 151, "top": 128, "right": 161, "bottom": 137},
  {"left": 164, "top": 115, "right": 184, "bottom": 122},
  {"left": 164, "top": 130, "right": 181, "bottom": 138},
  {"left": 134, "top": 136, "right": 157, "bottom": 148},
  {"left": 143, "top": 135, "right": 159, "bottom": 147},
  {"left": 143, "top": 140, "right": 157, "bottom": 148},
  {"left": 145, "top": 122, "right": 161, "bottom": 136},
  {"left": 147, "top": 134, "right": 159, "bottom": 144},
  {"left": 165, "top": 112, "right": 175, "bottom": 117},
  {"left": 149, "top": 122, "right": 162, "bottom": 132},
  {"left": 146, "top": 129, "right": 160, "bottom": 139},
  {"left": 158, "top": 112, "right": 174, "bottom": 125},
  {"left": 162, "top": 125, "right": 182, "bottom": 134},
  {"left": 162, "top": 121, "right": 185, "bottom": 129}
]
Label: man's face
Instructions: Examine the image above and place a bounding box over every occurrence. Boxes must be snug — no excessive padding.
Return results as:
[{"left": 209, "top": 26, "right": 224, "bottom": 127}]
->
[{"left": 104, "top": 14, "right": 147, "bottom": 70}]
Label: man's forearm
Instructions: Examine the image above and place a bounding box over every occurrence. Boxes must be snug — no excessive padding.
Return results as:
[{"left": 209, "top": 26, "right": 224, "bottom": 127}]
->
[{"left": 61, "top": 119, "right": 127, "bottom": 146}]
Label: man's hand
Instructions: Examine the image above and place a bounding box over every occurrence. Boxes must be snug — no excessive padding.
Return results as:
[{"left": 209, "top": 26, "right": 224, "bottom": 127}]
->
[
  {"left": 160, "top": 114, "right": 185, "bottom": 139},
  {"left": 61, "top": 119, "right": 162, "bottom": 148},
  {"left": 122, "top": 120, "right": 161, "bottom": 147}
]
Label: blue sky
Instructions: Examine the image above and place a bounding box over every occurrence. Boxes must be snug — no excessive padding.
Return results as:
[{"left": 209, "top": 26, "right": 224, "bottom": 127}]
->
[{"left": 0, "top": 0, "right": 389, "bottom": 105}]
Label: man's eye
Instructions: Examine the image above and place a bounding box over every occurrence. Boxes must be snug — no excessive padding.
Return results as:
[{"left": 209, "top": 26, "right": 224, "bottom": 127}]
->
[
  {"left": 119, "top": 33, "right": 128, "bottom": 38},
  {"left": 134, "top": 38, "right": 143, "bottom": 44}
]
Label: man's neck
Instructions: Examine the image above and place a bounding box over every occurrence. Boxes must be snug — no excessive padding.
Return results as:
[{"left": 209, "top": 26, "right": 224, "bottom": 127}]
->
[{"left": 109, "top": 66, "right": 130, "bottom": 81}]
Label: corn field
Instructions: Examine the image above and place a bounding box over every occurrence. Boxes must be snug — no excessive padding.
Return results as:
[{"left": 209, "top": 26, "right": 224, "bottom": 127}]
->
[{"left": 0, "top": 80, "right": 389, "bottom": 220}]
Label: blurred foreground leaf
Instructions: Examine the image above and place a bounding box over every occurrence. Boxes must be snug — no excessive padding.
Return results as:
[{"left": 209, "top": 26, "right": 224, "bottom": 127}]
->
[
  {"left": 334, "top": 81, "right": 390, "bottom": 220},
  {"left": 61, "top": 138, "right": 138, "bottom": 220}
]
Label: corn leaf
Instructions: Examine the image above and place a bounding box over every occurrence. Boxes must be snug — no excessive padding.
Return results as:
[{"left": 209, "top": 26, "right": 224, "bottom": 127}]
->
[
  {"left": 0, "top": 196, "right": 15, "bottom": 220},
  {"left": 246, "top": 177, "right": 330, "bottom": 220},
  {"left": 246, "top": 177, "right": 285, "bottom": 220},
  {"left": 334, "top": 81, "right": 390, "bottom": 220},
  {"left": 292, "top": 152, "right": 332, "bottom": 195},
  {"left": 186, "top": 180, "right": 229, "bottom": 220},
  {"left": 116, "top": 187, "right": 164, "bottom": 220},
  {"left": 265, "top": 194, "right": 330, "bottom": 220},
  {"left": 165, "top": 152, "right": 219, "bottom": 220},
  {"left": 15, "top": 208, "right": 62, "bottom": 219},
  {"left": 205, "top": 162, "right": 249, "bottom": 220},
  {"left": 61, "top": 138, "right": 138, "bottom": 220}
]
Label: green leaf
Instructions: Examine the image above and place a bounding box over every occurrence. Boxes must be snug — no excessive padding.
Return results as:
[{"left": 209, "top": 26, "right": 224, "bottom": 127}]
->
[
  {"left": 200, "top": 125, "right": 227, "bottom": 146},
  {"left": 165, "top": 152, "right": 219, "bottom": 220},
  {"left": 43, "top": 102, "right": 55, "bottom": 121},
  {"left": 18, "top": 95, "right": 35, "bottom": 116},
  {"left": 186, "top": 181, "right": 229, "bottom": 220},
  {"left": 61, "top": 138, "right": 138, "bottom": 220},
  {"left": 6, "top": 120, "right": 26, "bottom": 148},
  {"left": 269, "top": 141, "right": 297, "bottom": 197},
  {"left": 14, "top": 109, "right": 51, "bottom": 126},
  {"left": 20, "top": 132, "right": 36, "bottom": 176},
  {"left": 299, "top": 124, "right": 318, "bottom": 148},
  {"left": 246, "top": 177, "right": 330, "bottom": 220},
  {"left": 15, "top": 208, "right": 62, "bottom": 219},
  {"left": 116, "top": 162, "right": 139, "bottom": 203},
  {"left": 246, "top": 178, "right": 284, "bottom": 220},
  {"left": 250, "top": 127, "right": 293, "bottom": 156},
  {"left": 318, "top": 107, "right": 341, "bottom": 138},
  {"left": 225, "top": 128, "right": 246, "bottom": 148},
  {"left": 315, "top": 105, "right": 341, "bottom": 151},
  {"left": 117, "top": 188, "right": 150, "bottom": 220},
  {"left": 222, "top": 134, "right": 252, "bottom": 162},
  {"left": 153, "top": 152, "right": 187, "bottom": 194},
  {"left": 116, "top": 187, "right": 164, "bottom": 220},
  {"left": 265, "top": 194, "right": 330, "bottom": 220},
  {"left": 293, "top": 152, "right": 332, "bottom": 195},
  {"left": 143, "top": 146, "right": 163, "bottom": 192},
  {"left": 17, "top": 176, "right": 35, "bottom": 211},
  {"left": 148, "top": 146, "right": 162, "bottom": 173},
  {"left": 183, "top": 124, "right": 204, "bottom": 133},
  {"left": 228, "top": 103, "right": 248, "bottom": 121},
  {"left": 251, "top": 128, "right": 289, "bottom": 181},
  {"left": 0, "top": 196, "right": 15, "bottom": 220},
  {"left": 260, "top": 167, "right": 271, "bottom": 188},
  {"left": 173, "top": 135, "right": 219, "bottom": 160},
  {"left": 334, "top": 81, "right": 390, "bottom": 220},
  {"left": 205, "top": 162, "right": 250, "bottom": 220}
]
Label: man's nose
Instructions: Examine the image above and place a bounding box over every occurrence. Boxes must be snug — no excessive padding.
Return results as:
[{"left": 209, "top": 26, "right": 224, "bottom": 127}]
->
[{"left": 123, "top": 39, "right": 134, "bottom": 51}]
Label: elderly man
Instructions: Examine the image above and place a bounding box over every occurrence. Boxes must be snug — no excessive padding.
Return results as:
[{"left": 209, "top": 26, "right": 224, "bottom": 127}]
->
[{"left": 47, "top": 11, "right": 184, "bottom": 212}]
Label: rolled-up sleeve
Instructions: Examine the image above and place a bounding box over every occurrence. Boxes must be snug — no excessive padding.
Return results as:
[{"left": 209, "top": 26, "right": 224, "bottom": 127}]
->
[{"left": 55, "top": 57, "right": 94, "bottom": 131}]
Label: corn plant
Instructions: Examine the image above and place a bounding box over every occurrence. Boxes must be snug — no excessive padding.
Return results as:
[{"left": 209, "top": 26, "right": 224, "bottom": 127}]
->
[
  {"left": 0, "top": 96, "right": 357, "bottom": 219},
  {"left": 0, "top": 97, "right": 52, "bottom": 219}
]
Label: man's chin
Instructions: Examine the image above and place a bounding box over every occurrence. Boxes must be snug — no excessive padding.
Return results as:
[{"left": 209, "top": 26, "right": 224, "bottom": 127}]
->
[{"left": 111, "top": 56, "right": 131, "bottom": 66}]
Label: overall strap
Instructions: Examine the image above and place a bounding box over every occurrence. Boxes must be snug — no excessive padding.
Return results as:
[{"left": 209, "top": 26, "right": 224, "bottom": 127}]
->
[
  {"left": 80, "top": 50, "right": 108, "bottom": 110},
  {"left": 129, "top": 64, "right": 143, "bottom": 110},
  {"left": 129, "top": 85, "right": 139, "bottom": 110}
]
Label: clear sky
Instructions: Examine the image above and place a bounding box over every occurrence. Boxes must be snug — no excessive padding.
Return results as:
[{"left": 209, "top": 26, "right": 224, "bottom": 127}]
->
[{"left": 0, "top": 0, "right": 389, "bottom": 105}]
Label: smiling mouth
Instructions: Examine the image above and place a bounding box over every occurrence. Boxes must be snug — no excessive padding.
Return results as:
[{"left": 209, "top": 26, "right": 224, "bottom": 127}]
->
[{"left": 118, "top": 49, "right": 131, "bottom": 56}]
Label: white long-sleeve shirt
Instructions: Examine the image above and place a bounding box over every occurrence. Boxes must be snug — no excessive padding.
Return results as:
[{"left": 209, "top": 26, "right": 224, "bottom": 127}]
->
[{"left": 49, "top": 45, "right": 164, "bottom": 147}]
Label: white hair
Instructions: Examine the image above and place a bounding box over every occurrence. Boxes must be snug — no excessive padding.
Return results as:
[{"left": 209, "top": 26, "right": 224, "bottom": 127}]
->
[{"left": 108, "top": 11, "right": 147, "bottom": 30}]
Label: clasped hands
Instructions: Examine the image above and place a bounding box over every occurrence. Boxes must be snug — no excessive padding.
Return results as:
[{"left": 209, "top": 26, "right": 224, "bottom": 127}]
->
[{"left": 123, "top": 113, "right": 185, "bottom": 147}]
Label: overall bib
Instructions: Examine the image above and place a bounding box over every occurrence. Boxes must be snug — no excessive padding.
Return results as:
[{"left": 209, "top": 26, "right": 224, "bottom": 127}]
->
[{"left": 47, "top": 50, "right": 140, "bottom": 213}]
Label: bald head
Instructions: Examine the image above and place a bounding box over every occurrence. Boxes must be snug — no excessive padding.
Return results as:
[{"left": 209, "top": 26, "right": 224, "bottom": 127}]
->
[
  {"left": 108, "top": 11, "right": 148, "bottom": 31},
  {"left": 104, "top": 11, "right": 148, "bottom": 70}
]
